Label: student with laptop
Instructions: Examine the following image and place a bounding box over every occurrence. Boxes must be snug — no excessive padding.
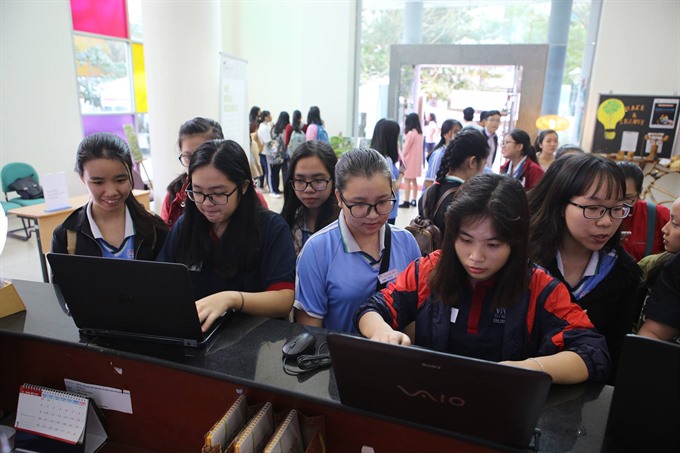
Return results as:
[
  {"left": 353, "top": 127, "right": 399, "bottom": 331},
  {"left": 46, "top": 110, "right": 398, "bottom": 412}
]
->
[
  {"left": 354, "top": 173, "right": 610, "bottom": 384},
  {"left": 157, "top": 139, "right": 296, "bottom": 332},
  {"left": 51, "top": 132, "right": 168, "bottom": 260}
]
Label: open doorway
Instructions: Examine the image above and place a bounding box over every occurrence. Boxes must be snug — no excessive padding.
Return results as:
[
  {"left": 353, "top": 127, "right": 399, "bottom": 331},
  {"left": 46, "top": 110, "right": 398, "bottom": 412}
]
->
[
  {"left": 387, "top": 44, "right": 548, "bottom": 138},
  {"left": 398, "top": 63, "right": 523, "bottom": 140}
]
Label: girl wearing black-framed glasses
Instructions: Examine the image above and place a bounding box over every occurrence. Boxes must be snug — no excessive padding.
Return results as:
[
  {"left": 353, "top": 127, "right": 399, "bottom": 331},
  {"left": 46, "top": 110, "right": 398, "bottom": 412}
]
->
[
  {"left": 528, "top": 153, "right": 642, "bottom": 383},
  {"left": 280, "top": 141, "right": 340, "bottom": 254},
  {"left": 293, "top": 147, "right": 420, "bottom": 333},
  {"left": 157, "top": 139, "right": 296, "bottom": 332}
]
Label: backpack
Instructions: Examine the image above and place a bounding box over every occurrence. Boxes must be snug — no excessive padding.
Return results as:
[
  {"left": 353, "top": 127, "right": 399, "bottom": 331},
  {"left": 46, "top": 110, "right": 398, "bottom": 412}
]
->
[
  {"left": 316, "top": 124, "right": 329, "bottom": 143},
  {"left": 267, "top": 132, "right": 286, "bottom": 165},
  {"left": 8, "top": 175, "right": 44, "bottom": 199},
  {"left": 405, "top": 186, "right": 457, "bottom": 256},
  {"left": 288, "top": 130, "right": 306, "bottom": 157}
]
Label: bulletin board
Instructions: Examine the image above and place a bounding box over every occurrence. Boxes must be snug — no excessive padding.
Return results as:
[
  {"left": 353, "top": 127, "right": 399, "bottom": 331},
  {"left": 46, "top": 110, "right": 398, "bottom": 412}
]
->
[
  {"left": 592, "top": 94, "right": 680, "bottom": 158},
  {"left": 219, "top": 52, "right": 249, "bottom": 153}
]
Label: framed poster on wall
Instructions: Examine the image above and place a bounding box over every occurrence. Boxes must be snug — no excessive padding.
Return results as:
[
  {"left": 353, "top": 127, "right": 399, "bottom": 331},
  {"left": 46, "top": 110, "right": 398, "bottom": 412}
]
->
[{"left": 592, "top": 94, "right": 680, "bottom": 158}]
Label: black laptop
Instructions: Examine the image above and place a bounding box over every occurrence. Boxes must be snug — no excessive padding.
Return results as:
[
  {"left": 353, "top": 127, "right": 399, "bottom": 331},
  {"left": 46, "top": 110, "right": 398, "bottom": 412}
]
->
[
  {"left": 47, "top": 253, "right": 224, "bottom": 347},
  {"left": 327, "top": 333, "right": 552, "bottom": 448},
  {"left": 606, "top": 334, "right": 680, "bottom": 452}
]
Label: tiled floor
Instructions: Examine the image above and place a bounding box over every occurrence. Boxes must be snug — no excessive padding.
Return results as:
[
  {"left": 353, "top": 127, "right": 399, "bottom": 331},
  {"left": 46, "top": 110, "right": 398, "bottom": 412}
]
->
[{"left": 0, "top": 189, "right": 419, "bottom": 283}]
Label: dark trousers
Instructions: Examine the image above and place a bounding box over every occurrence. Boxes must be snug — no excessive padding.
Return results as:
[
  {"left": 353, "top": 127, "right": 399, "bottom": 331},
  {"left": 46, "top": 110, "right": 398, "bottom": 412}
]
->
[
  {"left": 268, "top": 163, "right": 283, "bottom": 194},
  {"left": 259, "top": 154, "right": 268, "bottom": 189}
]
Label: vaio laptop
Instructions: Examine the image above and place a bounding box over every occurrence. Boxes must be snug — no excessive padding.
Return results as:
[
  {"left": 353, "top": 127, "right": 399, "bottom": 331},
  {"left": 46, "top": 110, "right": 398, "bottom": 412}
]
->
[
  {"left": 47, "top": 253, "right": 225, "bottom": 347},
  {"left": 327, "top": 333, "right": 552, "bottom": 448},
  {"left": 606, "top": 334, "right": 680, "bottom": 452}
]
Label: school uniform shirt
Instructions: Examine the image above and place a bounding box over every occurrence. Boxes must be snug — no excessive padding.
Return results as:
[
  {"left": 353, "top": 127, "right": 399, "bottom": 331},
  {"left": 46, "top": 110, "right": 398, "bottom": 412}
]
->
[
  {"left": 294, "top": 211, "right": 421, "bottom": 333},
  {"left": 621, "top": 198, "right": 671, "bottom": 262},
  {"left": 156, "top": 210, "right": 295, "bottom": 301},
  {"left": 546, "top": 247, "right": 641, "bottom": 383},
  {"left": 354, "top": 251, "right": 611, "bottom": 382},
  {"left": 642, "top": 252, "right": 680, "bottom": 330},
  {"left": 500, "top": 157, "right": 545, "bottom": 190},
  {"left": 385, "top": 155, "right": 400, "bottom": 221},
  {"left": 424, "top": 146, "right": 445, "bottom": 183},
  {"left": 51, "top": 202, "right": 167, "bottom": 260},
  {"left": 483, "top": 128, "right": 500, "bottom": 172}
]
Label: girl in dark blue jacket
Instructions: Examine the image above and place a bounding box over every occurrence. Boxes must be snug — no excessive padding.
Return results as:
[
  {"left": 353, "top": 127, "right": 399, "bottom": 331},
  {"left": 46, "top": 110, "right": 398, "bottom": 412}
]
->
[{"left": 355, "top": 173, "right": 611, "bottom": 384}]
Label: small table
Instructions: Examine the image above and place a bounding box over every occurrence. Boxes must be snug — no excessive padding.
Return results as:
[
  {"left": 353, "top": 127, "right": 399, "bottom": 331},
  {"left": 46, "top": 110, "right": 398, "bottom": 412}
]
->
[{"left": 7, "top": 190, "right": 150, "bottom": 282}]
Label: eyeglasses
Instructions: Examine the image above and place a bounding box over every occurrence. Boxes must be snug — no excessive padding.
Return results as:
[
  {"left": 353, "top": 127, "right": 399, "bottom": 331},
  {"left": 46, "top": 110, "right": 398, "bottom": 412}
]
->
[
  {"left": 500, "top": 141, "right": 516, "bottom": 147},
  {"left": 338, "top": 190, "right": 396, "bottom": 218},
  {"left": 186, "top": 187, "right": 238, "bottom": 205},
  {"left": 291, "top": 179, "right": 331, "bottom": 192},
  {"left": 567, "top": 201, "right": 631, "bottom": 219},
  {"left": 178, "top": 153, "right": 192, "bottom": 167}
]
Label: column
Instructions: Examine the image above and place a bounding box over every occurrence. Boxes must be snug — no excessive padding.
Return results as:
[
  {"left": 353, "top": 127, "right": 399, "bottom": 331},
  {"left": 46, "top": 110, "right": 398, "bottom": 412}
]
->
[{"left": 141, "top": 1, "right": 222, "bottom": 207}]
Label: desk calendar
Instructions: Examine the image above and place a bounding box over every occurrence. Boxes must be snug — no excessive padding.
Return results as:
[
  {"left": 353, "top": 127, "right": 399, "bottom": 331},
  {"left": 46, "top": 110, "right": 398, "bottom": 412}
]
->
[{"left": 14, "top": 384, "right": 107, "bottom": 453}]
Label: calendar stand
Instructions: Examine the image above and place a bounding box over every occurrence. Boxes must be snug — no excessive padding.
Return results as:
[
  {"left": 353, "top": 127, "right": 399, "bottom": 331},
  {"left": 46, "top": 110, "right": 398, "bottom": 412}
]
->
[{"left": 13, "top": 384, "right": 107, "bottom": 453}]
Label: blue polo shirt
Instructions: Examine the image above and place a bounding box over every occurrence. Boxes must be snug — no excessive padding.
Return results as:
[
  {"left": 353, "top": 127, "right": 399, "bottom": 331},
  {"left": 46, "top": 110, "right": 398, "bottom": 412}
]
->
[
  {"left": 294, "top": 211, "right": 420, "bottom": 333},
  {"left": 425, "top": 146, "right": 445, "bottom": 182}
]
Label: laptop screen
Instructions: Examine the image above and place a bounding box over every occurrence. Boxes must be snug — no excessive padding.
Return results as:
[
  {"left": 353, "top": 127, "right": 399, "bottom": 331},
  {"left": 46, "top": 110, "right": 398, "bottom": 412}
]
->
[
  {"left": 327, "top": 333, "right": 552, "bottom": 448},
  {"left": 47, "top": 253, "right": 221, "bottom": 347},
  {"left": 606, "top": 334, "right": 680, "bottom": 452}
]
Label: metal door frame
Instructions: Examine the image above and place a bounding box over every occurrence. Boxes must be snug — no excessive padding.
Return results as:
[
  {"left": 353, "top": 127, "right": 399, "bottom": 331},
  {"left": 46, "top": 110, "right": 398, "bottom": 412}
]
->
[{"left": 388, "top": 44, "right": 549, "bottom": 136}]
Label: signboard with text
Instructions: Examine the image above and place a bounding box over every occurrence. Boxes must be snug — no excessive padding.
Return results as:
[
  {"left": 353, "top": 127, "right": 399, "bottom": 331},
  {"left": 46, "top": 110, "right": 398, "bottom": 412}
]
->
[{"left": 592, "top": 94, "right": 679, "bottom": 158}]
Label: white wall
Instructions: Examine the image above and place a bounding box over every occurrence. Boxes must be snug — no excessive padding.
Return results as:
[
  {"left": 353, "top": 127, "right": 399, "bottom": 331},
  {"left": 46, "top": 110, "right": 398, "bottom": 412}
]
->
[
  {"left": 582, "top": 0, "right": 680, "bottom": 156},
  {"left": 0, "top": 0, "right": 85, "bottom": 197},
  {"left": 221, "top": 1, "right": 357, "bottom": 137}
]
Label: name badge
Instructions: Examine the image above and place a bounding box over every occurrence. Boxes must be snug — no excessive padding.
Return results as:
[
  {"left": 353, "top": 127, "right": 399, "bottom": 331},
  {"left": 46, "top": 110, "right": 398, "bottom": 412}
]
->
[
  {"left": 450, "top": 307, "right": 459, "bottom": 323},
  {"left": 378, "top": 269, "right": 399, "bottom": 285}
]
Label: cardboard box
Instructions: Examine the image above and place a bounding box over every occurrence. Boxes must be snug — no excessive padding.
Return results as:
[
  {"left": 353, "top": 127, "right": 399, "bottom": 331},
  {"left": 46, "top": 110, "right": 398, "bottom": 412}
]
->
[{"left": 0, "top": 280, "right": 26, "bottom": 318}]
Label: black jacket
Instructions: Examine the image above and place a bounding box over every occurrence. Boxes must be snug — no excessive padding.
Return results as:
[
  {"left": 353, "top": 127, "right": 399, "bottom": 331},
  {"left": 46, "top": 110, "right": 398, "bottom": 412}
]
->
[
  {"left": 51, "top": 204, "right": 167, "bottom": 260},
  {"left": 545, "top": 248, "right": 641, "bottom": 383}
]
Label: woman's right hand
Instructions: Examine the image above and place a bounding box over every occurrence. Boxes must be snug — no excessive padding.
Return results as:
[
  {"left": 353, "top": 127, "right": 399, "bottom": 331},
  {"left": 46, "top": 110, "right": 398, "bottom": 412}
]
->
[{"left": 370, "top": 330, "right": 412, "bottom": 346}]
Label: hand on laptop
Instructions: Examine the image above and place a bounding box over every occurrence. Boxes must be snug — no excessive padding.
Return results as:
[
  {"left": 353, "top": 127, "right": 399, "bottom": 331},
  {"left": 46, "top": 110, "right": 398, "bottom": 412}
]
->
[
  {"left": 358, "top": 312, "right": 412, "bottom": 345},
  {"left": 196, "top": 291, "right": 240, "bottom": 332},
  {"left": 369, "top": 330, "right": 412, "bottom": 346}
]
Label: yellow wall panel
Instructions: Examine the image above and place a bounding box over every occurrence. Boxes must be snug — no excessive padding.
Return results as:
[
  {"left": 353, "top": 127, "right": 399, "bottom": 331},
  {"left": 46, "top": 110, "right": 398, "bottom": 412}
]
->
[{"left": 132, "top": 43, "right": 147, "bottom": 112}]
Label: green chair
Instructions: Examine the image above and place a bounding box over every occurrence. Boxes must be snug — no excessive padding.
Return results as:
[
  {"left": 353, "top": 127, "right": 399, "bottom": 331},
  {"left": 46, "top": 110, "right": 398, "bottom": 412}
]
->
[{"left": 1, "top": 162, "right": 44, "bottom": 240}]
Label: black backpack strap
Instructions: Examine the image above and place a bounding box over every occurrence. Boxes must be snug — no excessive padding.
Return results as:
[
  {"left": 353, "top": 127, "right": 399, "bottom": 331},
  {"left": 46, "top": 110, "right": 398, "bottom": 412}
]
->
[
  {"left": 376, "top": 223, "right": 392, "bottom": 291},
  {"left": 432, "top": 187, "right": 458, "bottom": 218}
]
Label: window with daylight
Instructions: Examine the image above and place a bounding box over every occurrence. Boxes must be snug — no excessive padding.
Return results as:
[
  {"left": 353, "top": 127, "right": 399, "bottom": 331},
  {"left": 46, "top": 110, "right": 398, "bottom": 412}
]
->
[{"left": 70, "top": 0, "right": 150, "bottom": 164}]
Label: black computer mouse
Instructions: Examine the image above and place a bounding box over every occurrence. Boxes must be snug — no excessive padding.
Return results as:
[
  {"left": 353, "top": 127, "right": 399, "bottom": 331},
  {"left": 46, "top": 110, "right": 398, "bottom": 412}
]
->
[{"left": 282, "top": 332, "right": 316, "bottom": 358}]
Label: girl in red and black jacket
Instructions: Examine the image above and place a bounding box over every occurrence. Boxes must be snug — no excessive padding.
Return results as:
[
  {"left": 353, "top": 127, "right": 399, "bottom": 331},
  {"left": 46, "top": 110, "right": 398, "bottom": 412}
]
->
[{"left": 355, "top": 173, "right": 611, "bottom": 384}]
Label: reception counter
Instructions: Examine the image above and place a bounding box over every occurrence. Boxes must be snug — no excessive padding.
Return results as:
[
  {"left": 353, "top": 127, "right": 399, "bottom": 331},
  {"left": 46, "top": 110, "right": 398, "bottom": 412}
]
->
[{"left": 0, "top": 280, "right": 628, "bottom": 452}]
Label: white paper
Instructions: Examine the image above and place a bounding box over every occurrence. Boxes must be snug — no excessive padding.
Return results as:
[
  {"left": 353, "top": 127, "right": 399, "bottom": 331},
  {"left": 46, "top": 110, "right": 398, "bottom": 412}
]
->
[
  {"left": 620, "top": 131, "right": 639, "bottom": 152},
  {"left": 41, "top": 172, "right": 71, "bottom": 212},
  {"left": 64, "top": 379, "right": 133, "bottom": 414}
]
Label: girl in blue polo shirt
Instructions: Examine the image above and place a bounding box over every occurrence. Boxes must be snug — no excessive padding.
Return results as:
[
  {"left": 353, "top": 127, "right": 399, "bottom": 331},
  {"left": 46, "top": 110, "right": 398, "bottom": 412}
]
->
[
  {"left": 294, "top": 147, "right": 421, "bottom": 333},
  {"left": 355, "top": 173, "right": 611, "bottom": 384},
  {"left": 157, "top": 140, "right": 296, "bottom": 332}
]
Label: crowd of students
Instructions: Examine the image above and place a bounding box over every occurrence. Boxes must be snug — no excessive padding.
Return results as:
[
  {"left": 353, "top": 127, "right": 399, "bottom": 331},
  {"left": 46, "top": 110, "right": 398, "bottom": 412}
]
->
[{"left": 50, "top": 110, "right": 680, "bottom": 387}]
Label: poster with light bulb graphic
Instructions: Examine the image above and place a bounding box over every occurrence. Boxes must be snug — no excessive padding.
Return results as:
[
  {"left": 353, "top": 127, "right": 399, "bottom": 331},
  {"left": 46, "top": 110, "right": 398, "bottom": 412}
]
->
[{"left": 592, "top": 94, "right": 679, "bottom": 158}]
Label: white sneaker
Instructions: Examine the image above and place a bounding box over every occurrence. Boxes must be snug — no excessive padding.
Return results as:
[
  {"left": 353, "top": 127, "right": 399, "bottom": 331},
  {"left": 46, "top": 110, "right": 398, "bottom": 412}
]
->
[{"left": 270, "top": 193, "right": 282, "bottom": 198}]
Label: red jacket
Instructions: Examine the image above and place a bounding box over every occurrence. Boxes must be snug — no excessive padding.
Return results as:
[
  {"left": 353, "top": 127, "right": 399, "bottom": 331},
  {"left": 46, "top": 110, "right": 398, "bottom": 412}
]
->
[
  {"left": 621, "top": 198, "right": 670, "bottom": 261},
  {"left": 500, "top": 158, "right": 544, "bottom": 190}
]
